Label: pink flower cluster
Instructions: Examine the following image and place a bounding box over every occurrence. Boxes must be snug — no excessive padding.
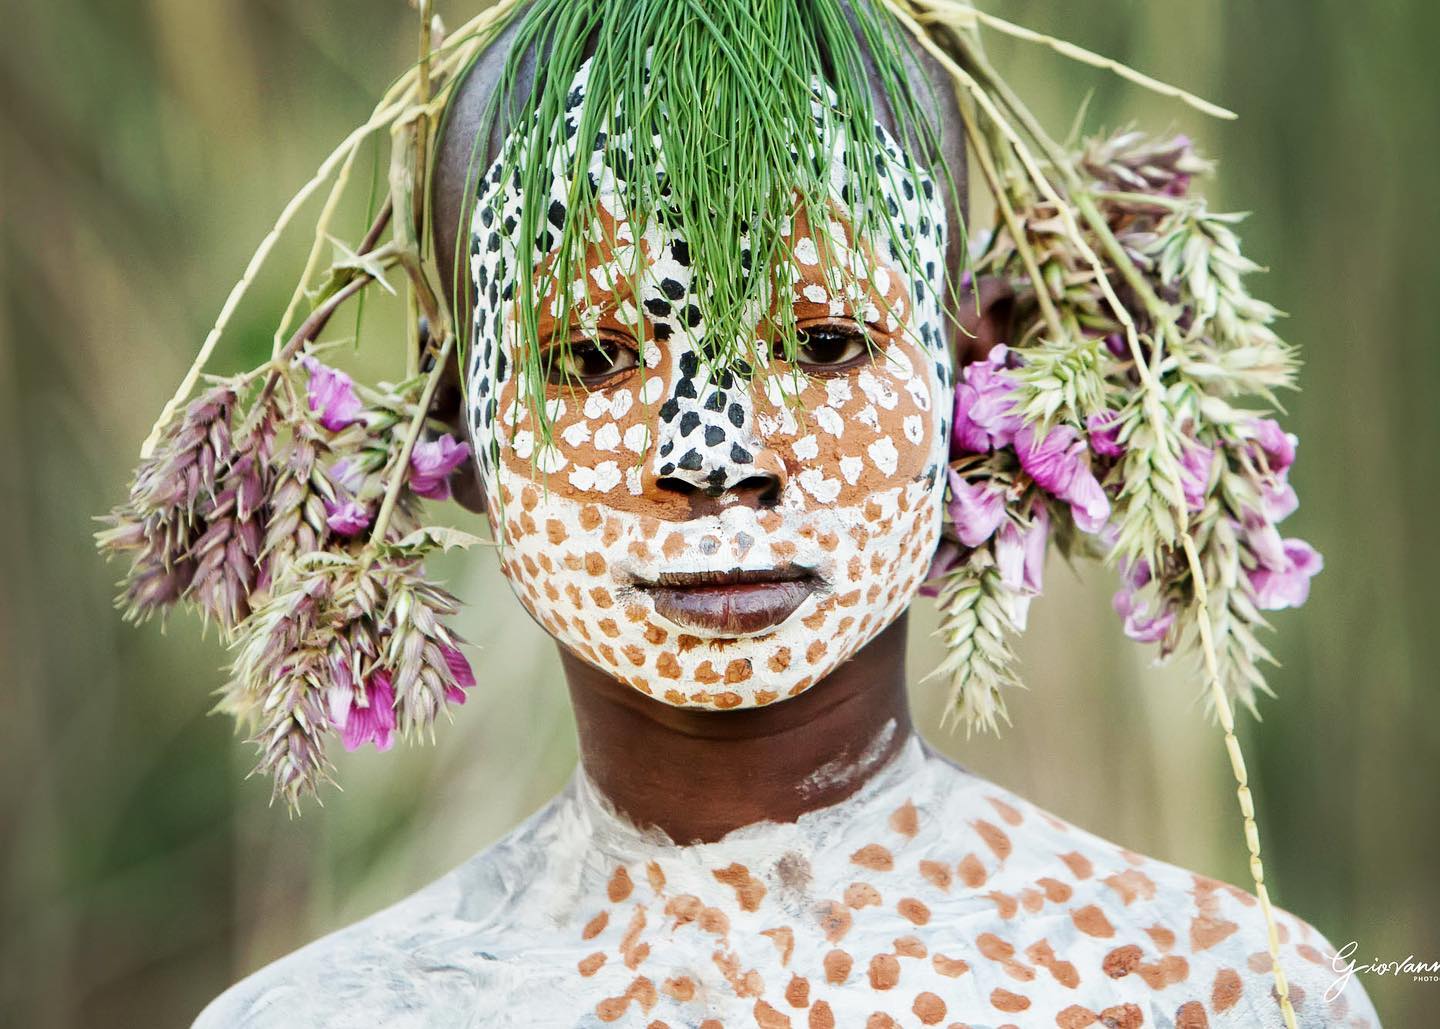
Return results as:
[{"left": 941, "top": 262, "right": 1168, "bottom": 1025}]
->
[
  {"left": 301, "top": 358, "right": 472, "bottom": 533},
  {"left": 938, "top": 347, "right": 1321, "bottom": 641},
  {"left": 1109, "top": 416, "right": 1321, "bottom": 644},
  {"left": 331, "top": 670, "right": 398, "bottom": 752},
  {"left": 301, "top": 356, "right": 363, "bottom": 431},
  {"left": 1241, "top": 419, "right": 1322, "bottom": 610},
  {"left": 927, "top": 471, "right": 1048, "bottom": 609},
  {"left": 950, "top": 345, "right": 1111, "bottom": 535},
  {"left": 1111, "top": 557, "right": 1176, "bottom": 644},
  {"left": 328, "top": 645, "right": 475, "bottom": 752},
  {"left": 409, "top": 436, "right": 470, "bottom": 500}
]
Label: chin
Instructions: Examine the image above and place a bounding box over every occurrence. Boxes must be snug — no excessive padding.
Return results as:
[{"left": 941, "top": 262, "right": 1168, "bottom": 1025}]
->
[{"left": 493, "top": 474, "right": 944, "bottom": 708}]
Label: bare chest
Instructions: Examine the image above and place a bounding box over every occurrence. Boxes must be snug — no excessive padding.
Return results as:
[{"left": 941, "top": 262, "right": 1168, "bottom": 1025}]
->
[{"left": 467, "top": 795, "right": 1334, "bottom": 1028}]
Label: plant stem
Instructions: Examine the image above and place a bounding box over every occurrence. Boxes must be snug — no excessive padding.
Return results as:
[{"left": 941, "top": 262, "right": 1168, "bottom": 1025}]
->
[
  {"left": 359, "top": 202, "right": 394, "bottom": 253},
  {"left": 367, "top": 330, "right": 455, "bottom": 553},
  {"left": 957, "top": 7, "right": 1236, "bottom": 119},
  {"left": 944, "top": 17, "right": 1298, "bottom": 1026},
  {"left": 245, "top": 201, "right": 395, "bottom": 415},
  {"left": 415, "top": 0, "right": 434, "bottom": 245},
  {"left": 140, "top": 97, "right": 413, "bottom": 460},
  {"left": 955, "top": 94, "right": 1065, "bottom": 343},
  {"left": 253, "top": 275, "right": 372, "bottom": 413},
  {"left": 274, "top": 141, "right": 364, "bottom": 358},
  {"left": 406, "top": 1, "right": 437, "bottom": 382}
]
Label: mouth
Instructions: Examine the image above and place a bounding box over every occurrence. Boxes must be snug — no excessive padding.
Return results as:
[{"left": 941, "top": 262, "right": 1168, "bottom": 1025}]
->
[{"left": 634, "top": 565, "right": 821, "bottom": 635}]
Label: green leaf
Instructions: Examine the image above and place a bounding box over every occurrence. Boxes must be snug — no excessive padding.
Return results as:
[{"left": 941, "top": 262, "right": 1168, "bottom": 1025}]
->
[{"left": 390, "top": 525, "right": 492, "bottom": 554}]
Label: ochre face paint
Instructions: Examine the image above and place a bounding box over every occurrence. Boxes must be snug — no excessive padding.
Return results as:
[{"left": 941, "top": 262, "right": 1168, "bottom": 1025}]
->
[{"left": 466, "top": 70, "right": 952, "bottom": 708}]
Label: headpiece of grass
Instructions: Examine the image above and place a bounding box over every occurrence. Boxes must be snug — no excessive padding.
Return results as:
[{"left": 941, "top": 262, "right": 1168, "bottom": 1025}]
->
[{"left": 453, "top": 0, "right": 957, "bottom": 446}]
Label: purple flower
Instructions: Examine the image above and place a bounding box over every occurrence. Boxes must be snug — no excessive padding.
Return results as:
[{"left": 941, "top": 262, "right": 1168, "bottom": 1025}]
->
[
  {"left": 1250, "top": 418, "right": 1297, "bottom": 474},
  {"left": 1015, "top": 424, "right": 1111, "bottom": 533},
  {"left": 947, "top": 469, "right": 1006, "bottom": 547},
  {"left": 1105, "top": 558, "right": 1175, "bottom": 638},
  {"left": 327, "top": 457, "right": 366, "bottom": 494},
  {"left": 1022, "top": 506, "right": 1049, "bottom": 589},
  {"left": 1065, "top": 473, "right": 1111, "bottom": 534},
  {"left": 325, "top": 499, "right": 371, "bottom": 537},
  {"left": 440, "top": 645, "right": 475, "bottom": 705},
  {"left": 919, "top": 539, "right": 962, "bottom": 598},
  {"left": 1179, "top": 437, "right": 1215, "bottom": 512},
  {"left": 1248, "top": 538, "right": 1323, "bottom": 610},
  {"left": 409, "top": 435, "right": 471, "bottom": 500},
  {"left": 1260, "top": 480, "right": 1299, "bottom": 522},
  {"left": 340, "top": 672, "right": 396, "bottom": 752},
  {"left": 1112, "top": 558, "right": 1176, "bottom": 643},
  {"left": 325, "top": 654, "right": 355, "bottom": 727},
  {"left": 1242, "top": 511, "right": 1288, "bottom": 572},
  {"left": 1015, "top": 423, "right": 1078, "bottom": 494},
  {"left": 1112, "top": 585, "right": 1177, "bottom": 643},
  {"left": 1087, "top": 411, "right": 1126, "bottom": 458},
  {"left": 952, "top": 345, "right": 1023, "bottom": 454},
  {"left": 301, "top": 356, "right": 363, "bottom": 431},
  {"left": 995, "top": 506, "right": 1049, "bottom": 595}
]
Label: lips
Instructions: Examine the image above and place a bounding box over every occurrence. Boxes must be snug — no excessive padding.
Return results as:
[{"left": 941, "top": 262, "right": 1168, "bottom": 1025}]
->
[{"left": 635, "top": 565, "right": 820, "bottom": 635}]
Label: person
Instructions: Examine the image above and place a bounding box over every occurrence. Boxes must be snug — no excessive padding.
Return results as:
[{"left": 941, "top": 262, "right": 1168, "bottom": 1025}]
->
[{"left": 189, "top": 4, "right": 1378, "bottom": 1027}]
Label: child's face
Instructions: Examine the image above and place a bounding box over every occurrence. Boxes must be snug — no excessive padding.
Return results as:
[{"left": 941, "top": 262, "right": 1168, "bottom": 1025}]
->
[{"left": 464, "top": 84, "right": 952, "bottom": 709}]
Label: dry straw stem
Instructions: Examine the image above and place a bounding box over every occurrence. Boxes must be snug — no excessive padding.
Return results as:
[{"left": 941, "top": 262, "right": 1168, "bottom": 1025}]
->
[
  {"left": 139, "top": 94, "right": 411, "bottom": 459},
  {"left": 272, "top": 142, "right": 368, "bottom": 360},
  {"left": 886, "top": 2, "right": 1298, "bottom": 1022},
  {"left": 367, "top": 329, "right": 455, "bottom": 552},
  {"left": 141, "top": 0, "right": 525, "bottom": 460},
  {"left": 951, "top": 91, "right": 1064, "bottom": 343},
  {"left": 916, "top": 1, "right": 1237, "bottom": 120}
]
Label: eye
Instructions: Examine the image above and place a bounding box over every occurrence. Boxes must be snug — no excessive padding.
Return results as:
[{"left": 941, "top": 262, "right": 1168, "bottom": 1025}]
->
[
  {"left": 783, "top": 320, "right": 872, "bottom": 373},
  {"left": 543, "top": 334, "right": 639, "bottom": 388}
]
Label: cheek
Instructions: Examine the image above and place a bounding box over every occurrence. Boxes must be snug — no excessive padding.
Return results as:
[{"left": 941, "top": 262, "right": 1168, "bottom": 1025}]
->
[
  {"left": 482, "top": 359, "right": 675, "bottom": 514},
  {"left": 755, "top": 344, "right": 943, "bottom": 509},
  {"left": 497, "top": 506, "right": 641, "bottom": 684}
]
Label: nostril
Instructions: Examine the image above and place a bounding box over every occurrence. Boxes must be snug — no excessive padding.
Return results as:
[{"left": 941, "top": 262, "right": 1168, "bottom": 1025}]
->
[
  {"left": 656, "top": 472, "right": 782, "bottom": 506},
  {"left": 656, "top": 475, "right": 700, "bottom": 496},
  {"left": 734, "top": 474, "right": 782, "bottom": 508}
]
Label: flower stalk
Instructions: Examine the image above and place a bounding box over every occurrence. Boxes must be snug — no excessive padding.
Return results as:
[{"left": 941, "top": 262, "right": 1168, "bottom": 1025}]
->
[
  {"left": 101, "top": 2, "right": 508, "bottom": 809},
  {"left": 896, "top": 4, "right": 1306, "bottom": 1022},
  {"left": 367, "top": 329, "right": 455, "bottom": 554}
]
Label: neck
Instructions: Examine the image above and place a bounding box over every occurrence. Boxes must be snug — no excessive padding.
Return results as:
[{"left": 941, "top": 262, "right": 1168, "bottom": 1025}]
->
[{"left": 560, "top": 612, "right": 915, "bottom": 845}]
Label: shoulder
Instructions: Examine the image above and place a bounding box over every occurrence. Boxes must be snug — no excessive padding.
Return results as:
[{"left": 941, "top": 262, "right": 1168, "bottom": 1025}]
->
[
  {"left": 192, "top": 869, "right": 464, "bottom": 1029},
  {"left": 192, "top": 798, "right": 569, "bottom": 1029},
  {"left": 919, "top": 752, "right": 1383, "bottom": 1027}
]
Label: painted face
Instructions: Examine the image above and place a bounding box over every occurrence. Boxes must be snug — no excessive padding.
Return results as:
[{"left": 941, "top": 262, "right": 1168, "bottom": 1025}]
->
[{"left": 465, "top": 70, "right": 952, "bottom": 709}]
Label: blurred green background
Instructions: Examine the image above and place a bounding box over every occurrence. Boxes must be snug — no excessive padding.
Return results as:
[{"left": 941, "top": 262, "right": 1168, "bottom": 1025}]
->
[{"left": 3, "top": 1, "right": 1436, "bottom": 1025}]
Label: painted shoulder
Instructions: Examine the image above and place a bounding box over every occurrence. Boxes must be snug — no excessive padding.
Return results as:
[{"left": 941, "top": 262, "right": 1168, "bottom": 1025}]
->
[
  {"left": 927, "top": 754, "right": 1383, "bottom": 1027},
  {"left": 190, "top": 799, "right": 564, "bottom": 1029}
]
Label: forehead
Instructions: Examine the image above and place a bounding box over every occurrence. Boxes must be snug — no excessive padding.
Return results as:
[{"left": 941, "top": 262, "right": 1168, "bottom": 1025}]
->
[{"left": 465, "top": 64, "right": 950, "bottom": 312}]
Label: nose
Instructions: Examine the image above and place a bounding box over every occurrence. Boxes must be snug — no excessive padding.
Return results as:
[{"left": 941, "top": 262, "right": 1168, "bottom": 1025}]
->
[
  {"left": 650, "top": 355, "right": 787, "bottom": 513},
  {"left": 657, "top": 458, "right": 786, "bottom": 512}
]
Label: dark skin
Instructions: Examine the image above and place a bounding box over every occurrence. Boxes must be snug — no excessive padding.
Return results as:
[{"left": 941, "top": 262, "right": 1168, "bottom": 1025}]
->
[
  {"left": 430, "top": 18, "right": 1010, "bottom": 844},
  {"left": 562, "top": 615, "right": 914, "bottom": 843}
]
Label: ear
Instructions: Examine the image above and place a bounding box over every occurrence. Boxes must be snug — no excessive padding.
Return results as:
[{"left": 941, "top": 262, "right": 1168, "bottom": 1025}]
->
[
  {"left": 424, "top": 326, "right": 489, "bottom": 517},
  {"left": 953, "top": 275, "right": 1014, "bottom": 368}
]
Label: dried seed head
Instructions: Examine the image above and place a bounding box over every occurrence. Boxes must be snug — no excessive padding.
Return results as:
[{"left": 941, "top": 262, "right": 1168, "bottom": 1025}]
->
[{"left": 188, "top": 451, "right": 266, "bottom": 630}]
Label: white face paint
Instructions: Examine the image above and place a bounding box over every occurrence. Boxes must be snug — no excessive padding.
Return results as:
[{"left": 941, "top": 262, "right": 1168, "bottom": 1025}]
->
[{"left": 465, "top": 66, "right": 952, "bottom": 708}]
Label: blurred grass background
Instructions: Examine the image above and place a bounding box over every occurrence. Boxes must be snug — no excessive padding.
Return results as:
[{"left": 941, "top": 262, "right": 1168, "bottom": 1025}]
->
[{"left": 2, "top": 1, "right": 1436, "bottom": 1025}]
